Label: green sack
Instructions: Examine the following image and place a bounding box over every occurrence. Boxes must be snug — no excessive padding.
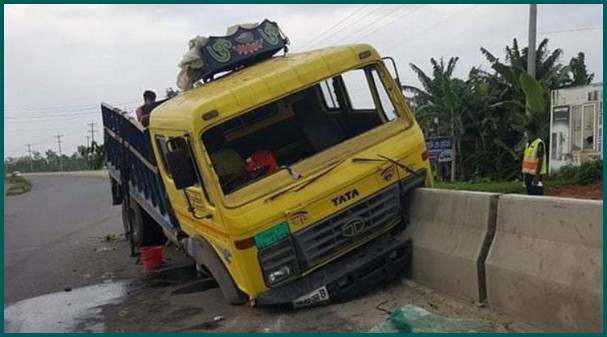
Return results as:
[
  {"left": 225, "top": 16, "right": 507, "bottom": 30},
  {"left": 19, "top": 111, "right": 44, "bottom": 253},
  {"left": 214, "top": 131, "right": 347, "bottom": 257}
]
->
[{"left": 369, "top": 305, "right": 495, "bottom": 333}]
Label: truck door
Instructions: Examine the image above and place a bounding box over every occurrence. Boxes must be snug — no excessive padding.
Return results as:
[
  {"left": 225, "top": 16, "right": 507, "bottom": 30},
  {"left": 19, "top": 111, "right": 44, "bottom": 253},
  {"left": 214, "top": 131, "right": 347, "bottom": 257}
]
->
[{"left": 153, "top": 132, "right": 223, "bottom": 235}]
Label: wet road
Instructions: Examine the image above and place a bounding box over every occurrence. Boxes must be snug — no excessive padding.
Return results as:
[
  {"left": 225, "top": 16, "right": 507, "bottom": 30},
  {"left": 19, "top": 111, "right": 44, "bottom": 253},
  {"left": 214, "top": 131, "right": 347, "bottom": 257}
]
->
[{"left": 3, "top": 174, "right": 544, "bottom": 333}]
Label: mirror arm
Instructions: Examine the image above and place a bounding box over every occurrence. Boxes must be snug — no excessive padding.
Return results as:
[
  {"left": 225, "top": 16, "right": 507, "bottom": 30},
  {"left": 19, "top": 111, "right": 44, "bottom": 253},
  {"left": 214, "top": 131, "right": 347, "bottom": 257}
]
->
[{"left": 382, "top": 56, "right": 402, "bottom": 90}]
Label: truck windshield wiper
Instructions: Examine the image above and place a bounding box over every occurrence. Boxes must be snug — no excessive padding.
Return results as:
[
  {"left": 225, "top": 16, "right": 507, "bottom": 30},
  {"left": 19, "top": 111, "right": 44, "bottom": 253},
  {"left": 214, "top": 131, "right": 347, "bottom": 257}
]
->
[
  {"left": 352, "top": 154, "right": 418, "bottom": 176},
  {"left": 277, "top": 165, "right": 303, "bottom": 180},
  {"left": 265, "top": 159, "right": 345, "bottom": 203}
]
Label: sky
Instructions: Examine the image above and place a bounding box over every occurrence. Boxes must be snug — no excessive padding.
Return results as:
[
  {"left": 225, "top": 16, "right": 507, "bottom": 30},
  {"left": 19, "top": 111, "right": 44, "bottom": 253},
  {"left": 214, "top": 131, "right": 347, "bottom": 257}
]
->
[{"left": 4, "top": 4, "right": 603, "bottom": 159}]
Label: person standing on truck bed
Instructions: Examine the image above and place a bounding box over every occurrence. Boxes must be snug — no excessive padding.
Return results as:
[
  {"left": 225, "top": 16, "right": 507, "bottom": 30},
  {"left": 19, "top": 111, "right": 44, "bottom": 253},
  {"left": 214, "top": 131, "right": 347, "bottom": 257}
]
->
[
  {"left": 136, "top": 90, "right": 156, "bottom": 127},
  {"left": 522, "top": 121, "right": 546, "bottom": 196}
]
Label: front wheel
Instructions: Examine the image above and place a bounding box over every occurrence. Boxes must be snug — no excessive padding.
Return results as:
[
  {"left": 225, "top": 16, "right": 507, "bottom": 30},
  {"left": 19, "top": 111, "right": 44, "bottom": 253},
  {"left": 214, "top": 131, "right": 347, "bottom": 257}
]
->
[{"left": 191, "top": 238, "right": 248, "bottom": 305}]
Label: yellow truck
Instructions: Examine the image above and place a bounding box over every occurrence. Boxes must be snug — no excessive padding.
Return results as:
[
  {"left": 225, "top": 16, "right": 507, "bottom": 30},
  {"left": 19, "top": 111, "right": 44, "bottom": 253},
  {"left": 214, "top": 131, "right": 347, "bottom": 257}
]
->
[{"left": 102, "top": 20, "right": 432, "bottom": 307}]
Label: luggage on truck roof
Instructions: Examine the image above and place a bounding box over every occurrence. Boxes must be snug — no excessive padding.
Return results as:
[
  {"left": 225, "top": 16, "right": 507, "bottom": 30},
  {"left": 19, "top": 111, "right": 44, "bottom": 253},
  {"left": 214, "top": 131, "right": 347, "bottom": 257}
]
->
[{"left": 177, "top": 19, "right": 289, "bottom": 91}]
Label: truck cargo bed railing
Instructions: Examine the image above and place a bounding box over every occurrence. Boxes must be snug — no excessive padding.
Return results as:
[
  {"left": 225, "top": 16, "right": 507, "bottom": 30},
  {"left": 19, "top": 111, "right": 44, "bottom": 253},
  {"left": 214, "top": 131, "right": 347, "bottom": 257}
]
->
[{"left": 101, "top": 103, "right": 180, "bottom": 236}]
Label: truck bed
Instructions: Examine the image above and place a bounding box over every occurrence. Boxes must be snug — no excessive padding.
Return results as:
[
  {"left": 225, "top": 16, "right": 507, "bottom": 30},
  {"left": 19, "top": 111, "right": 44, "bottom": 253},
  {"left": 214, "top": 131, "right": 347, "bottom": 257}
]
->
[{"left": 101, "top": 103, "right": 180, "bottom": 239}]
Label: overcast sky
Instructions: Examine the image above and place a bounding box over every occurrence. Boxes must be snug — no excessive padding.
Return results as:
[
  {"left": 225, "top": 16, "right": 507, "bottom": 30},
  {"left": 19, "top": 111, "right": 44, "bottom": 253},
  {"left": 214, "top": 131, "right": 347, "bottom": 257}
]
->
[{"left": 4, "top": 4, "right": 603, "bottom": 158}]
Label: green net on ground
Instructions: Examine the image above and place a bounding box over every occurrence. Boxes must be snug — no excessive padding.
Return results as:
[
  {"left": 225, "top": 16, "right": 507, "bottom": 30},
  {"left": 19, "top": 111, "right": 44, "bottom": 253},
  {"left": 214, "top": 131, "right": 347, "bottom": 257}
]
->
[{"left": 368, "top": 305, "right": 495, "bottom": 333}]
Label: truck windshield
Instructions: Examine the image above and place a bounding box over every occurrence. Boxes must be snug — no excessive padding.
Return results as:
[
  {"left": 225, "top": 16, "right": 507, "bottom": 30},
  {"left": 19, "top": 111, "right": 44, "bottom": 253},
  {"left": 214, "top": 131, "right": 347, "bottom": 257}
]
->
[{"left": 202, "top": 65, "right": 402, "bottom": 195}]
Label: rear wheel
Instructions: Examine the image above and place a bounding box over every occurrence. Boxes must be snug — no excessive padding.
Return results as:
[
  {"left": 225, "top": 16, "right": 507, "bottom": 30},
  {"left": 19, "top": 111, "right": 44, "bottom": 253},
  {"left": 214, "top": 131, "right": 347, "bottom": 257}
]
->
[{"left": 122, "top": 199, "right": 143, "bottom": 256}]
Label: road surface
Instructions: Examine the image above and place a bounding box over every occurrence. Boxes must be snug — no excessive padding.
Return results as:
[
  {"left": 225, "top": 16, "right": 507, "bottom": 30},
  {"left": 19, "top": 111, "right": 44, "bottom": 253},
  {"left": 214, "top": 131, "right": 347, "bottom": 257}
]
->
[{"left": 4, "top": 174, "right": 543, "bottom": 333}]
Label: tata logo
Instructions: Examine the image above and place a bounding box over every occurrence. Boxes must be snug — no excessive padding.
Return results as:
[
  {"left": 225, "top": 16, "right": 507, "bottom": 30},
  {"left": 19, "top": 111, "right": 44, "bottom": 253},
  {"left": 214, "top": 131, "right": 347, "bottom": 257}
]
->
[
  {"left": 342, "top": 217, "right": 366, "bottom": 237},
  {"left": 331, "top": 189, "right": 360, "bottom": 207},
  {"left": 289, "top": 211, "right": 309, "bottom": 226},
  {"left": 381, "top": 166, "right": 396, "bottom": 181}
]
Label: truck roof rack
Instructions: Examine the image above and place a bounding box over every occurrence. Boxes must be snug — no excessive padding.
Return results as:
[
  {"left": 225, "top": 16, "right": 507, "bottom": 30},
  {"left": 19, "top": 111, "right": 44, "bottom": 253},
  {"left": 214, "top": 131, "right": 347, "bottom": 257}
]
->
[{"left": 200, "top": 19, "right": 289, "bottom": 82}]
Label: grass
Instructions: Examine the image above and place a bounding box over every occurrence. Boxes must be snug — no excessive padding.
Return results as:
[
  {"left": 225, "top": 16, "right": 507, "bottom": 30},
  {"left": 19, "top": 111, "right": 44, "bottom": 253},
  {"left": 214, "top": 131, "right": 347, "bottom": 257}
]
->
[
  {"left": 434, "top": 181, "right": 525, "bottom": 194},
  {"left": 6, "top": 176, "right": 32, "bottom": 196},
  {"left": 434, "top": 177, "right": 590, "bottom": 194}
]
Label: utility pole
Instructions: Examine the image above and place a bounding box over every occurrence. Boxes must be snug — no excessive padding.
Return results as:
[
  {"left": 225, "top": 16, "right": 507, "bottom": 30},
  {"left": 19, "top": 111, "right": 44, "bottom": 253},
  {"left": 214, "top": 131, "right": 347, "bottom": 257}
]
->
[
  {"left": 87, "top": 122, "right": 97, "bottom": 145},
  {"left": 26, "top": 144, "right": 33, "bottom": 173},
  {"left": 526, "top": 4, "right": 538, "bottom": 116},
  {"left": 86, "top": 135, "right": 91, "bottom": 168},
  {"left": 55, "top": 134, "right": 63, "bottom": 171}
]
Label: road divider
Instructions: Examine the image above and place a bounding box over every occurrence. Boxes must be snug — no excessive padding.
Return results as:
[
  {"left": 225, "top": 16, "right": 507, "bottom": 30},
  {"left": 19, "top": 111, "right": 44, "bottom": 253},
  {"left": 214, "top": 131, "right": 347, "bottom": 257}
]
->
[
  {"left": 406, "top": 188, "right": 499, "bottom": 303},
  {"left": 485, "top": 195, "right": 603, "bottom": 332}
]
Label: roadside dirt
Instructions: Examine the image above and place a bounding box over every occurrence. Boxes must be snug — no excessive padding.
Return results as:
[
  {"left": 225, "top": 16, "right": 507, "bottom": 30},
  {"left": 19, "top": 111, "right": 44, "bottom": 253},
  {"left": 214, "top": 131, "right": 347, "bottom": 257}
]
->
[
  {"left": 547, "top": 180, "right": 603, "bottom": 200},
  {"left": 96, "top": 245, "right": 547, "bottom": 333}
]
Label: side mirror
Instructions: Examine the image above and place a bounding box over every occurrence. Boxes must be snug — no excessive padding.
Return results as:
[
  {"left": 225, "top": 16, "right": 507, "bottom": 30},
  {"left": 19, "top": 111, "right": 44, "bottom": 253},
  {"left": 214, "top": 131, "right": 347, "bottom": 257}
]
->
[{"left": 165, "top": 138, "right": 197, "bottom": 190}]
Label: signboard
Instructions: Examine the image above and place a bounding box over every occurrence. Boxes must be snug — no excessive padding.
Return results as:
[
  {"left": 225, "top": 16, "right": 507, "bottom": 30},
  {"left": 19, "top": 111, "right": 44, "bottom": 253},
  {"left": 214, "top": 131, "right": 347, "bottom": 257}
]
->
[
  {"left": 426, "top": 137, "right": 452, "bottom": 162},
  {"left": 551, "top": 106, "right": 570, "bottom": 161},
  {"left": 200, "top": 19, "right": 288, "bottom": 81}
]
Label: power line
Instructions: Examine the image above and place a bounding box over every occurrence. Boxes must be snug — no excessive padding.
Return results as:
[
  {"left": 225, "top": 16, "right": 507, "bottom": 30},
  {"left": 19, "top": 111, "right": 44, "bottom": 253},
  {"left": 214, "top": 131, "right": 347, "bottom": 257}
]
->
[
  {"left": 5, "top": 115, "right": 102, "bottom": 124},
  {"left": 337, "top": 4, "right": 411, "bottom": 44},
  {"left": 539, "top": 25, "right": 603, "bottom": 35},
  {"left": 307, "top": 4, "right": 390, "bottom": 50},
  {"left": 5, "top": 111, "right": 98, "bottom": 120},
  {"left": 296, "top": 4, "right": 371, "bottom": 51},
  {"left": 356, "top": 5, "right": 428, "bottom": 41},
  {"left": 4, "top": 99, "right": 139, "bottom": 114},
  {"left": 389, "top": 4, "right": 484, "bottom": 54}
]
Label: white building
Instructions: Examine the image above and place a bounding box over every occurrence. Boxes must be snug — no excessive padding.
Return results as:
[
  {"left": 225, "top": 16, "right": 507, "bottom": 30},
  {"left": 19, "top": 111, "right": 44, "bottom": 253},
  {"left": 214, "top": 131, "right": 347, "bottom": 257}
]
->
[{"left": 549, "top": 83, "right": 603, "bottom": 175}]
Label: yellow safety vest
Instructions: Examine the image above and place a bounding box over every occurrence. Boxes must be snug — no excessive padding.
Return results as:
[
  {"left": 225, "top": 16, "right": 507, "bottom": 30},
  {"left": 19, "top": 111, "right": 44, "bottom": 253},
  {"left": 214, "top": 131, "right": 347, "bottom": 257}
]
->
[{"left": 522, "top": 138, "right": 547, "bottom": 175}]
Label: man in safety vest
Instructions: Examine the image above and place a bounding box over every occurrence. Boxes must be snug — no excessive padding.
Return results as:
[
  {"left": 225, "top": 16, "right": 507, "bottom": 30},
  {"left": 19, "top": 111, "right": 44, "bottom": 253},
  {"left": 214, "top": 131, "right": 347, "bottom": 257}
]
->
[{"left": 522, "top": 121, "right": 547, "bottom": 195}]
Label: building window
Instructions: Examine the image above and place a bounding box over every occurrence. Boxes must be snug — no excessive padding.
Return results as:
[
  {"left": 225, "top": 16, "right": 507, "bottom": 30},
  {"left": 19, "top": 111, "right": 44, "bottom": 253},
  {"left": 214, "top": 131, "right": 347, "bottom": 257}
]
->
[{"left": 582, "top": 105, "right": 595, "bottom": 150}]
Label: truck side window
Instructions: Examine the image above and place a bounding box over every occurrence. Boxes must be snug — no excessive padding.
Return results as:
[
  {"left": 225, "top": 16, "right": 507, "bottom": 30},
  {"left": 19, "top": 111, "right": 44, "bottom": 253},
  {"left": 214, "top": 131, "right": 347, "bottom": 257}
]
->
[
  {"left": 320, "top": 80, "right": 338, "bottom": 110},
  {"left": 370, "top": 68, "right": 399, "bottom": 121},
  {"left": 155, "top": 135, "right": 172, "bottom": 178},
  {"left": 340, "top": 68, "right": 375, "bottom": 111}
]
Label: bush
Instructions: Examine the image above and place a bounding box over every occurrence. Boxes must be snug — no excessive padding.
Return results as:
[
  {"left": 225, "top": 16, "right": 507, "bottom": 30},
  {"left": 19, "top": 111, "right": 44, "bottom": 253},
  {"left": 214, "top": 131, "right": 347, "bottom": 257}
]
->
[
  {"left": 553, "top": 159, "right": 602, "bottom": 186},
  {"left": 6, "top": 176, "right": 32, "bottom": 196}
]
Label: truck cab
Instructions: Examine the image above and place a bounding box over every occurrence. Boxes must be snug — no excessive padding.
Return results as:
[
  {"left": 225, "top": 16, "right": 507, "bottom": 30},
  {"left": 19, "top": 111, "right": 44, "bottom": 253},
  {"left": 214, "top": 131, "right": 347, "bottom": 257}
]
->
[{"left": 103, "top": 23, "right": 431, "bottom": 307}]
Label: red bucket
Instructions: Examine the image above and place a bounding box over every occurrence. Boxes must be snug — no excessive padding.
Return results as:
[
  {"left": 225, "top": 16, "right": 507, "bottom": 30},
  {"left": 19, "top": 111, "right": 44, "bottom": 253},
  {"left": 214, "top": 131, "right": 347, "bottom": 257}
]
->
[{"left": 141, "top": 246, "right": 163, "bottom": 270}]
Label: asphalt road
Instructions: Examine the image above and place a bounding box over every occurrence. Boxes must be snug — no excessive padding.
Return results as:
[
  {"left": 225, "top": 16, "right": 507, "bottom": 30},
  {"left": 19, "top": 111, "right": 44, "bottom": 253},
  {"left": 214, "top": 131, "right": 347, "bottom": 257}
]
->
[
  {"left": 3, "top": 175, "right": 543, "bottom": 333},
  {"left": 4, "top": 175, "right": 135, "bottom": 305}
]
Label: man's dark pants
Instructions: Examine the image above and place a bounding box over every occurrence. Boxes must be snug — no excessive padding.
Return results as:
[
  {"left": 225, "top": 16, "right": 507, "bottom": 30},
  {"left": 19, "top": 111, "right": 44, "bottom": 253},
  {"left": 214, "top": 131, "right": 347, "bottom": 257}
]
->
[{"left": 524, "top": 173, "right": 544, "bottom": 195}]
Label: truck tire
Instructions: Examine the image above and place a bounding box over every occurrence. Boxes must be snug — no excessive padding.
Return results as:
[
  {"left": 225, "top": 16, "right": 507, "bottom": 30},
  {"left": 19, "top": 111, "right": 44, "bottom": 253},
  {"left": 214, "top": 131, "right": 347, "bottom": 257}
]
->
[
  {"left": 122, "top": 199, "right": 143, "bottom": 256},
  {"left": 191, "top": 237, "right": 248, "bottom": 305}
]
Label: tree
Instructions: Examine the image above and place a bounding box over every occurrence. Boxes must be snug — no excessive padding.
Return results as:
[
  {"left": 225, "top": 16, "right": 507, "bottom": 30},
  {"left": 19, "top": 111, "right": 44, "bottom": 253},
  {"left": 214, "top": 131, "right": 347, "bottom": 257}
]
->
[
  {"left": 567, "top": 52, "right": 595, "bottom": 87},
  {"left": 403, "top": 57, "right": 468, "bottom": 181}
]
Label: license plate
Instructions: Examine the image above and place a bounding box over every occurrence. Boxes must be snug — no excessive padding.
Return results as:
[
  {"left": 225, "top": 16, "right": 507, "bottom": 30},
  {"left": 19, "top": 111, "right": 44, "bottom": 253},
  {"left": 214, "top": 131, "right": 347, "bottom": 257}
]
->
[{"left": 292, "top": 286, "right": 330, "bottom": 309}]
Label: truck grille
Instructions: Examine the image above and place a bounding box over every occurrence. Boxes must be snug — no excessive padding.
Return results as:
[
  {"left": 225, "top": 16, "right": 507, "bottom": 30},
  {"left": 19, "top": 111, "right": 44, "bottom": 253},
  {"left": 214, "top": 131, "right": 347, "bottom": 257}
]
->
[{"left": 293, "top": 184, "right": 401, "bottom": 271}]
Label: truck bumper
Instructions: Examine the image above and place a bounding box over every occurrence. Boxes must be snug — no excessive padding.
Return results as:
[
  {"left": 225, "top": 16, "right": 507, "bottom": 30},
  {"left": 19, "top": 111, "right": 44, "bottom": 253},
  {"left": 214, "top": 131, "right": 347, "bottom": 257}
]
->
[{"left": 255, "top": 233, "right": 412, "bottom": 308}]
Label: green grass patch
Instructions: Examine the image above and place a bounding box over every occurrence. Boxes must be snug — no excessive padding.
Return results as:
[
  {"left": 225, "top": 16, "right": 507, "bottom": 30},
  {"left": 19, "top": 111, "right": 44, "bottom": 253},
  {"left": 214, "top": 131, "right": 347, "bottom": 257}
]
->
[
  {"left": 434, "top": 181, "right": 525, "bottom": 194},
  {"left": 6, "top": 176, "right": 32, "bottom": 196}
]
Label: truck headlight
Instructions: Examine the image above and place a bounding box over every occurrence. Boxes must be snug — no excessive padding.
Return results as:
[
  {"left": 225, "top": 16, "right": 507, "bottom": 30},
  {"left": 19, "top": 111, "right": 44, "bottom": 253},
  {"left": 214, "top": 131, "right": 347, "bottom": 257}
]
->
[
  {"left": 259, "top": 239, "right": 300, "bottom": 287},
  {"left": 267, "top": 266, "right": 291, "bottom": 284}
]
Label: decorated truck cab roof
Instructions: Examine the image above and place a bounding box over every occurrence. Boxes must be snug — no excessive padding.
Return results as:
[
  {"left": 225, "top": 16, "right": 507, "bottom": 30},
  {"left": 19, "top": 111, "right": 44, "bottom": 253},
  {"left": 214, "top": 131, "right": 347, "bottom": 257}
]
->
[
  {"left": 176, "top": 19, "right": 289, "bottom": 89},
  {"left": 201, "top": 19, "right": 288, "bottom": 81}
]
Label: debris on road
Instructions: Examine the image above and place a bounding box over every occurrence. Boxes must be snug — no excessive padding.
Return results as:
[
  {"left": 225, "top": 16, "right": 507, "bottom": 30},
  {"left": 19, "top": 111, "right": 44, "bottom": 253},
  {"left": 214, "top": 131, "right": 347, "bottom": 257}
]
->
[
  {"left": 99, "top": 233, "right": 125, "bottom": 242},
  {"left": 95, "top": 247, "right": 117, "bottom": 253}
]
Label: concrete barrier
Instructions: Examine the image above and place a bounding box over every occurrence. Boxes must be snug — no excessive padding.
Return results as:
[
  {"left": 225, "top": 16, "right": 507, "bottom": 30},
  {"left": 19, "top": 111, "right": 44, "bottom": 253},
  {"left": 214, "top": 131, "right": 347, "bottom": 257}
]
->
[
  {"left": 406, "top": 188, "right": 499, "bottom": 303},
  {"left": 486, "top": 195, "right": 603, "bottom": 332}
]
